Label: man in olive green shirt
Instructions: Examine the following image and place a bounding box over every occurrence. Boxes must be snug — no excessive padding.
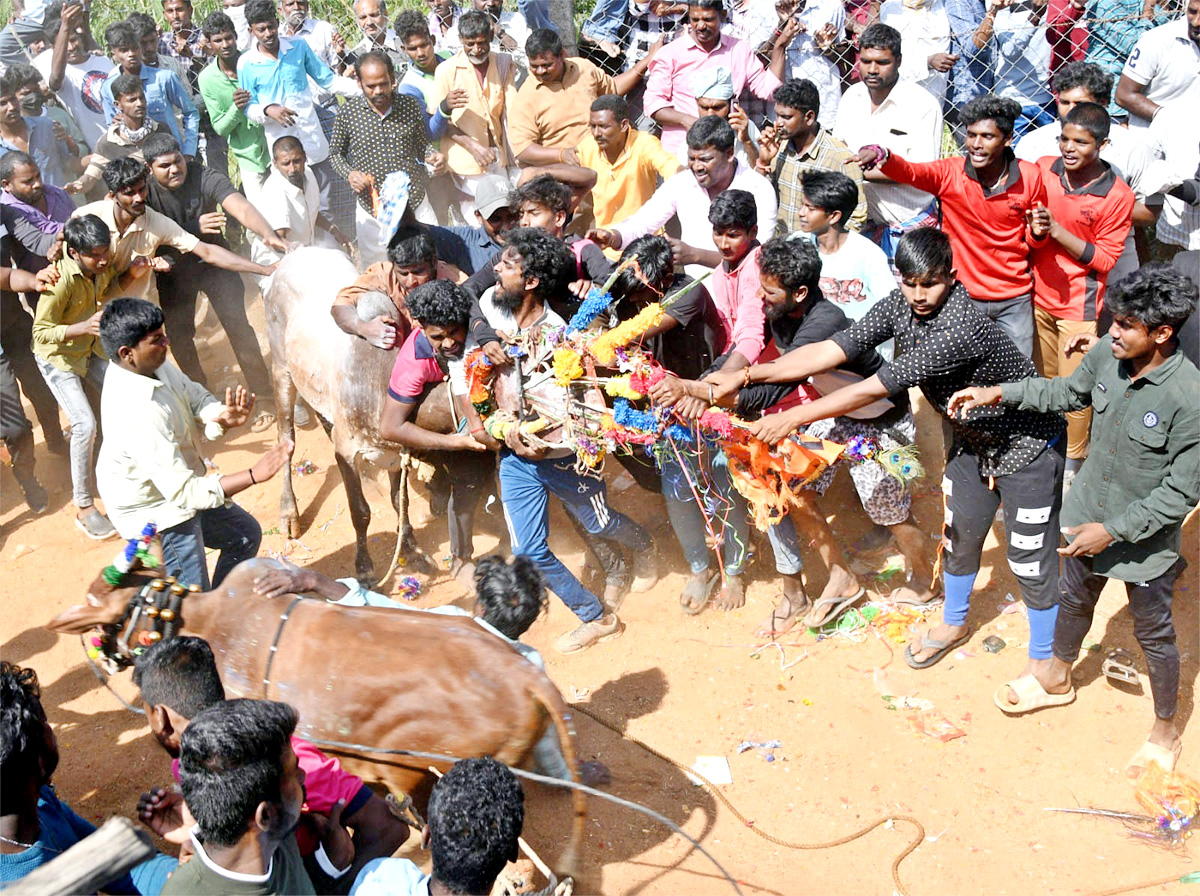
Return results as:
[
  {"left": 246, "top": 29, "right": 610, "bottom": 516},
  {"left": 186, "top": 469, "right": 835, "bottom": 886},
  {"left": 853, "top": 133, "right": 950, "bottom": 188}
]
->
[
  {"left": 197, "top": 11, "right": 270, "bottom": 202},
  {"left": 950, "top": 264, "right": 1199, "bottom": 780},
  {"left": 31, "top": 213, "right": 161, "bottom": 539}
]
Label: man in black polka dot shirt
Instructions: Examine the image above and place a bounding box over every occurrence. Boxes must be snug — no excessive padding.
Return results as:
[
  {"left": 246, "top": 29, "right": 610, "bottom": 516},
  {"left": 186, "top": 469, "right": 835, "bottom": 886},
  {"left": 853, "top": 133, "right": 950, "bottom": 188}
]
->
[{"left": 709, "top": 227, "right": 1066, "bottom": 686}]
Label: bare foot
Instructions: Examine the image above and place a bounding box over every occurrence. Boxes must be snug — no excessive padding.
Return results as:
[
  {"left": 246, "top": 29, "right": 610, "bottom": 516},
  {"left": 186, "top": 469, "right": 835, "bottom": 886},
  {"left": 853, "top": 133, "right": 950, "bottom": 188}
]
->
[
  {"left": 908, "top": 622, "right": 970, "bottom": 664},
  {"left": 450, "top": 558, "right": 476, "bottom": 591},
  {"left": 596, "top": 39, "right": 621, "bottom": 57},
  {"left": 713, "top": 574, "right": 745, "bottom": 611},
  {"left": 754, "top": 589, "right": 811, "bottom": 639},
  {"left": 1001, "top": 656, "right": 1072, "bottom": 706}
]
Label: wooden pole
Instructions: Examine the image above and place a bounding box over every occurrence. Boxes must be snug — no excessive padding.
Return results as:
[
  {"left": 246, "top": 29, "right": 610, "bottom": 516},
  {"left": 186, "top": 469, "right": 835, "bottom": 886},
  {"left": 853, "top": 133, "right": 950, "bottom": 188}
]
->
[{"left": 5, "top": 817, "right": 158, "bottom": 896}]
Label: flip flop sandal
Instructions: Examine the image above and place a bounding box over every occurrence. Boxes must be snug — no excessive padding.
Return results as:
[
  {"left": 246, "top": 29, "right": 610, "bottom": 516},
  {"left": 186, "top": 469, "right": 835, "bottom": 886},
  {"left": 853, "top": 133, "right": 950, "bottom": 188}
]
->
[
  {"left": 993, "top": 674, "right": 1076, "bottom": 715},
  {"left": 251, "top": 409, "right": 277, "bottom": 433},
  {"left": 1102, "top": 647, "right": 1139, "bottom": 685},
  {"left": 887, "top": 584, "right": 945, "bottom": 608},
  {"left": 804, "top": 587, "right": 866, "bottom": 629},
  {"left": 904, "top": 629, "right": 972, "bottom": 670},
  {"left": 680, "top": 571, "right": 719, "bottom": 616},
  {"left": 1126, "top": 740, "right": 1182, "bottom": 780}
]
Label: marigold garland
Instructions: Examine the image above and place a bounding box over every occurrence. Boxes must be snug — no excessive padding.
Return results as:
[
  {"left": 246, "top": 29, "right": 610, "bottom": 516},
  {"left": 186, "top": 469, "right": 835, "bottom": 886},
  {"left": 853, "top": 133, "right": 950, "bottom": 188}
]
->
[
  {"left": 552, "top": 347, "right": 584, "bottom": 387},
  {"left": 589, "top": 303, "right": 665, "bottom": 366}
]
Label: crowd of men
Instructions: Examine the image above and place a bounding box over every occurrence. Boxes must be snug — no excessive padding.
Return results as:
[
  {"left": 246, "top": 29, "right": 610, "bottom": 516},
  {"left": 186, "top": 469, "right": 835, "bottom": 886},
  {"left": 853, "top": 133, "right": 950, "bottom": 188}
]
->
[{"left": 0, "top": 0, "right": 1198, "bottom": 889}]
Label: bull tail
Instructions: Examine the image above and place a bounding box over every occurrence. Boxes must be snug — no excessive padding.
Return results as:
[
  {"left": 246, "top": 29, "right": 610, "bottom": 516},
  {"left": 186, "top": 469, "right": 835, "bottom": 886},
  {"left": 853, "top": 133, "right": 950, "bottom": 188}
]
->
[{"left": 528, "top": 677, "right": 586, "bottom": 882}]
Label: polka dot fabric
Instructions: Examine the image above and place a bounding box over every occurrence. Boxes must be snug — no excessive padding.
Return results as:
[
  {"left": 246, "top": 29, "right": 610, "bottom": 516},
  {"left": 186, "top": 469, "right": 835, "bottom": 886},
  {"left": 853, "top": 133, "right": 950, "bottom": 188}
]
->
[
  {"left": 329, "top": 93, "right": 431, "bottom": 214},
  {"left": 831, "top": 282, "right": 1065, "bottom": 477}
]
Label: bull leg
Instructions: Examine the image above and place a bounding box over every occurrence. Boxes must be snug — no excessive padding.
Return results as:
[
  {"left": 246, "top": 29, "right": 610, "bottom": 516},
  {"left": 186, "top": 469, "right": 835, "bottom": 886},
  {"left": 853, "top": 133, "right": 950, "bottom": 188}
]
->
[
  {"left": 274, "top": 368, "right": 301, "bottom": 538},
  {"left": 335, "top": 450, "right": 375, "bottom": 584}
]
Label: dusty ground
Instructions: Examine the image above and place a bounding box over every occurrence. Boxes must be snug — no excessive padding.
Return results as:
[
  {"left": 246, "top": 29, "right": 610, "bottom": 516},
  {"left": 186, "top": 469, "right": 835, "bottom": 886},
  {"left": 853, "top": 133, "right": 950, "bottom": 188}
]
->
[{"left": 1, "top": 288, "right": 1195, "bottom": 896}]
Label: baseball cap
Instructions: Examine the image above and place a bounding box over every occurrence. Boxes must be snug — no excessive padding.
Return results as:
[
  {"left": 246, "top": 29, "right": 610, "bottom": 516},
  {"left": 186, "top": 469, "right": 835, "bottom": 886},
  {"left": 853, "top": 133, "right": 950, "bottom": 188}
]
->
[{"left": 474, "top": 174, "right": 514, "bottom": 220}]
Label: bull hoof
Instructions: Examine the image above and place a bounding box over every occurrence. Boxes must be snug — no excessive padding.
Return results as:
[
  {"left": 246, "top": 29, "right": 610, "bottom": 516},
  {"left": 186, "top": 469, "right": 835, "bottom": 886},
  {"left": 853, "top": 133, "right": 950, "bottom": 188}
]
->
[
  {"left": 403, "top": 551, "right": 436, "bottom": 576},
  {"left": 355, "top": 561, "right": 376, "bottom": 587},
  {"left": 284, "top": 517, "right": 301, "bottom": 539}
]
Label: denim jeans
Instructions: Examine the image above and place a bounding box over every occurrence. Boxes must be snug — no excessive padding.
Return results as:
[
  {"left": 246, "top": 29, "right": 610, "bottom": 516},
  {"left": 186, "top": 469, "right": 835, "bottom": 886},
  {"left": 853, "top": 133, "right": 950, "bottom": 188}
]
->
[
  {"left": 660, "top": 442, "right": 749, "bottom": 576},
  {"left": 519, "top": 0, "right": 554, "bottom": 30},
  {"left": 581, "top": 0, "right": 627, "bottom": 43},
  {"left": 499, "top": 451, "right": 650, "bottom": 622},
  {"left": 36, "top": 354, "right": 105, "bottom": 508},
  {"left": 159, "top": 502, "right": 263, "bottom": 590},
  {"left": 970, "top": 293, "right": 1035, "bottom": 358},
  {"left": 765, "top": 514, "right": 805, "bottom": 576},
  {"left": 1014, "top": 102, "right": 1055, "bottom": 143}
]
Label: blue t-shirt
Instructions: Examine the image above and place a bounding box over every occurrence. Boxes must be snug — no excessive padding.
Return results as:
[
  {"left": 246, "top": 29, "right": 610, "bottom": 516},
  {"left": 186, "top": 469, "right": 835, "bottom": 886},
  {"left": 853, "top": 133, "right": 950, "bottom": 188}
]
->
[{"left": 0, "top": 785, "right": 177, "bottom": 894}]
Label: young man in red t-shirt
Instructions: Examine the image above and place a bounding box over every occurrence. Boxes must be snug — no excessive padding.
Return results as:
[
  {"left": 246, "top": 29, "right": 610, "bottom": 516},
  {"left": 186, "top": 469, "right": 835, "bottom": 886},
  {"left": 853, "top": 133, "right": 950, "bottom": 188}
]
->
[
  {"left": 857, "top": 95, "right": 1047, "bottom": 356},
  {"left": 1028, "top": 102, "right": 1135, "bottom": 488},
  {"left": 380, "top": 279, "right": 494, "bottom": 584}
]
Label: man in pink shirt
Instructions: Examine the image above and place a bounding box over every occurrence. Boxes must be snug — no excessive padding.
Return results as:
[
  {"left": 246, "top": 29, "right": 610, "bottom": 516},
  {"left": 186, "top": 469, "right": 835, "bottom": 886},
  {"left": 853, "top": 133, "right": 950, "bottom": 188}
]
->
[
  {"left": 707, "top": 189, "right": 766, "bottom": 367},
  {"left": 643, "top": 0, "right": 795, "bottom": 158}
]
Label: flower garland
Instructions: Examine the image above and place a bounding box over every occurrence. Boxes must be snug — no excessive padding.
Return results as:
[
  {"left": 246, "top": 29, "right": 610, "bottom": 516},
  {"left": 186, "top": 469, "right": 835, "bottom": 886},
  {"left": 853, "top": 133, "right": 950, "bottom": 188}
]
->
[
  {"left": 102, "top": 523, "right": 158, "bottom": 586},
  {"left": 589, "top": 303, "right": 665, "bottom": 366}
]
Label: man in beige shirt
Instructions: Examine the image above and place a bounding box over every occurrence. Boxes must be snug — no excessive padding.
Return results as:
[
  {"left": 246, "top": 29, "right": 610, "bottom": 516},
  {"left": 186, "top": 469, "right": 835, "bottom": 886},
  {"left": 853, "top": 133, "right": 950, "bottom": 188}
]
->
[
  {"left": 432, "top": 9, "right": 518, "bottom": 222},
  {"left": 73, "top": 157, "right": 275, "bottom": 304},
  {"left": 507, "top": 28, "right": 652, "bottom": 167}
]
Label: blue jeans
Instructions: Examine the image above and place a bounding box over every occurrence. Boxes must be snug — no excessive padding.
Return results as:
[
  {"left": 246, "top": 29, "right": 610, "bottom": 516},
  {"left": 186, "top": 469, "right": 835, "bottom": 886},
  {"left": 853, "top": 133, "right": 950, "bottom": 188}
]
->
[
  {"left": 160, "top": 503, "right": 263, "bottom": 590},
  {"left": 765, "top": 514, "right": 805, "bottom": 576},
  {"left": 1014, "top": 102, "right": 1055, "bottom": 143},
  {"left": 970, "top": 294, "right": 1034, "bottom": 358},
  {"left": 580, "top": 0, "right": 626, "bottom": 43},
  {"left": 499, "top": 451, "right": 650, "bottom": 622},
  {"left": 36, "top": 354, "right": 105, "bottom": 508},
  {"left": 519, "top": 0, "right": 554, "bottom": 30},
  {"left": 660, "top": 441, "right": 749, "bottom": 576}
]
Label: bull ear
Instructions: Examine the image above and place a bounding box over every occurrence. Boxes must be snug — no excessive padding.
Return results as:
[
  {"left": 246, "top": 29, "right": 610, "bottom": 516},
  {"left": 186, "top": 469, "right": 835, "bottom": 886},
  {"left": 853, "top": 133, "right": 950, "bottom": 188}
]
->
[{"left": 46, "top": 596, "right": 107, "bottom": 634}]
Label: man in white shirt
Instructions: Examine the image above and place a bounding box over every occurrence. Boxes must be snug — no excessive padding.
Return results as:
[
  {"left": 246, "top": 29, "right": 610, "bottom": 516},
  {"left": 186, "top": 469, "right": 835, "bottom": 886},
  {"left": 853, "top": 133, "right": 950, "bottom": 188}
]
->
[
  {"left": 587, "top": 116, "right": 778, "bottom": 279},
  {"left": 95, "top": 297, "right": 293, "bottom": 589},
  {"left": 279, "top": 0, "right": 343, "bottom": 71},
  {"left": 1145, "top": 96, "right": 1200, "bottom": 252},
  {"left": 1116, "top": 1, "right": 1199, "bottom": 130},
  {"left": 352, "top": 758, "right": 523, "bottom": 896},
  {"left": 782, "top": 0, "right": 847, "bottom": 125},
  {"left": 252, "top": 135, "right": 351, "bottom": 267},
  {"left": 34, "top": 3, "right": 113, "bottom": 148},
  {"left": 833, "top": 23, "right": 943, "bottom": 258},
  {"left": 879, "top": 0, "right": 955, "bottom": 104},
  {"left": 350, "top": 0, "right": 408, "bottom": 76},
  {"left": 1017, "top": 60, "right": 1156, "bottom": 282}
]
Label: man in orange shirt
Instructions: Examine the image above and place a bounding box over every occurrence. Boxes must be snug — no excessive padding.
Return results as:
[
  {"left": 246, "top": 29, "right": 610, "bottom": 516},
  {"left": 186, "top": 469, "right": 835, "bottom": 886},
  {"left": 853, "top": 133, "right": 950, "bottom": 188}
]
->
[
  {"left": 332, "top": 225, "right": 466, "bottom": 350},
  {"left": 432, "top": 10, "right": 519, "bottom": 223},
  {"left": 1028, "top": 101, "right": 1135, "bottom": 490},
  {"left": 857, "top": 95, "right": 1047, "bottom": 356}
]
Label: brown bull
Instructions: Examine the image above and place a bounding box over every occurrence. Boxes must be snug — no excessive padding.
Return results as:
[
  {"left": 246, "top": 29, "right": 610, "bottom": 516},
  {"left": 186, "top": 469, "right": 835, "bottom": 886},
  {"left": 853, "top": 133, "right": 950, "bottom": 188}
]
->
[
  {"left": 47, "top": 557, "right": 586, "bottom": 874},
  {"left": 262, "top": 247, "right": 458, "bottom": 582}
]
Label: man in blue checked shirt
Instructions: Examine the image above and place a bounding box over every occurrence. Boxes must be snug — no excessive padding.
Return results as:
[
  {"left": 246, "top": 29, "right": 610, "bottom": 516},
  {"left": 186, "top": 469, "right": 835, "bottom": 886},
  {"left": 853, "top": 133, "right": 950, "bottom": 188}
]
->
[
  {"left": 237, "top": 0, "right": 361, "bottom": 224},
  {"left": 100, "top": 21, "right": 199, "bottom": 158}
]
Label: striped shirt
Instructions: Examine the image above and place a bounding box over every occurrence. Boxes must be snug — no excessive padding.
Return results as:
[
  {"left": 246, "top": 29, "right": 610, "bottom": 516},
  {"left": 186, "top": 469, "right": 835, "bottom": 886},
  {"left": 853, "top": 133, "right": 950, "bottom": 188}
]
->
[{"left": 768, "top": 126, "right": 867, "bottom": 235}]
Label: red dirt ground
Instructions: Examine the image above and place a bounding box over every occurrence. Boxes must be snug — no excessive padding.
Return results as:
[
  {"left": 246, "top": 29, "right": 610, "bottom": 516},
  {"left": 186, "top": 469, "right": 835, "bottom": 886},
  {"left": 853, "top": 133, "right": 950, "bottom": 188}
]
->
[{"left": 1, "top": 291, "right": 1194, "bottom": 895}]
